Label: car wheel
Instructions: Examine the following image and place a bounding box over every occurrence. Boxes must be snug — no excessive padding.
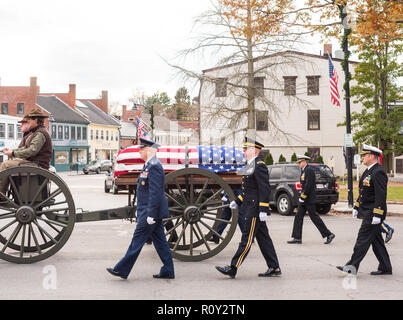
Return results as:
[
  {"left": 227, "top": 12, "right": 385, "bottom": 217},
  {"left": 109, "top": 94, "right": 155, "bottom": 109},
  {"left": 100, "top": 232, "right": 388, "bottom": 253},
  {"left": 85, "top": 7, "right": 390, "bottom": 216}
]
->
[
  {"left": 276, "top": 193, "right": 294, "bottom": 216},
  {"left": 104, "top": 181, "right": 110, "bottom": 193},
  {"left": 316, "top": 204, "right": 331, "bottom": 215},
  {"left": 113, "top": 183, "right": 118, "bottom": 194},
  {"left": 84, "top": 171, "right": 88, "bottom": 175},
  {"left": 96, "top": 168, "right": 101, "bottom": 174}
]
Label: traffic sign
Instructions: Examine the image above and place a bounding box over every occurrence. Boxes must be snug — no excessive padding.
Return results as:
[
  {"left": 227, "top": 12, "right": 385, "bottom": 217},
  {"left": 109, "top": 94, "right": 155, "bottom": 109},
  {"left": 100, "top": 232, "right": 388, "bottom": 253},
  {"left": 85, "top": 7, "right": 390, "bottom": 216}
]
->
[
  {"left": 354, "top": 154, "right": 361, "bottom": 165},
  {"left": 344, "top": 134, "right": 354, "bottom": 147}
]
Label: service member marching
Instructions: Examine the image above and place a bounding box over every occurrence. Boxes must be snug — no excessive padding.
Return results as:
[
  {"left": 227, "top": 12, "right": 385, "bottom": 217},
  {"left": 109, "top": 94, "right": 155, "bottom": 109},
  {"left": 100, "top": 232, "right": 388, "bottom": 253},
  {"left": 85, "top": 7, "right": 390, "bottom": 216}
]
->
[
  {"left": 106, "top": 138, "right": 175, "bottom": 280},
  {"left": 287, "top": 155, "right": 335, "bottom": 244},
  {"left": 215, "top": 137, "right": 281, "bottom": 278},
  {"left": 337, "top": 144, "right": 392, "bottom": 275}
]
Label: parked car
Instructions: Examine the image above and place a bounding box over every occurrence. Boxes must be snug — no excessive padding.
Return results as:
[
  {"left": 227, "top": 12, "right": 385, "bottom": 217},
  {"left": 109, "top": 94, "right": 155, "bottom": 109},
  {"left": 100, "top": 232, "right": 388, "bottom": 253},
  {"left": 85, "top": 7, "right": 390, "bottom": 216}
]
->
[
  {"left": 104, "top": 172, "right": 120, "bottom": 194},
  {"left": 83, "top": 160, "right": 113, "bottom": 174},
  {"left": 267, "top": 163, "right": 339, "bottom": 215}
]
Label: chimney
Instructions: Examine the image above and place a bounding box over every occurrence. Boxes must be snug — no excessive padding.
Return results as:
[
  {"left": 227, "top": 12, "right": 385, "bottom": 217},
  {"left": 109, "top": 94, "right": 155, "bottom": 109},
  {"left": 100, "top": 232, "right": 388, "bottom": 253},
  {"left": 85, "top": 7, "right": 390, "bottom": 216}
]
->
[
  {"left": 30, "top": 76, "right": 37, "bottom": 88},
  {"left": 323, "top": 44, "right": 332, "bottom": 57},
  {"left": 29, "top": 76, "right": 39, "bottom": 106},
  {"left": 69, "top": 84, "right": 76, "bottom": 109},
  {"left": 101, "top": 90, "right": 108, "bottom": 114}
]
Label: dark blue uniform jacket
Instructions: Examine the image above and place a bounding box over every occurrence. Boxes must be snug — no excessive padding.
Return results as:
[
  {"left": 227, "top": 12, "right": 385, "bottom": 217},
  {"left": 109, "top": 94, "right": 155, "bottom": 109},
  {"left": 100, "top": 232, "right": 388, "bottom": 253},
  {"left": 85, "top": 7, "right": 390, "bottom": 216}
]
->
[{"left": 136, "top": 156, "right": 169, "bottom": 220}]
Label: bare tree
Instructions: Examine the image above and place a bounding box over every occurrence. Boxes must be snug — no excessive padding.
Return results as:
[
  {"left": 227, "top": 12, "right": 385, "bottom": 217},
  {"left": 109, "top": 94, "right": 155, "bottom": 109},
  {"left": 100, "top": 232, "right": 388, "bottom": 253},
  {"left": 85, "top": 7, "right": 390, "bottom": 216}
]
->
[{"left": 168, "top": 0, "right": 321, "bottom": 145}]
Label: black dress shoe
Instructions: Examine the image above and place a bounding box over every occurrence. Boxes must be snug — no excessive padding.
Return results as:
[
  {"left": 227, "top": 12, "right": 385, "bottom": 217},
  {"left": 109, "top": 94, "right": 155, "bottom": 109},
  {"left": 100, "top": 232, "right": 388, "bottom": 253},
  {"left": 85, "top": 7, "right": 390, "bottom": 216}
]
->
[
  {"left": 258, "top": 267, "right": 282, "bottom": 277},
  {"left": 146, "top": 238, "right": 152, "bottom": 245},
  {"left": 336, "top": 265, "right": 357, "bottom": 275},
  {"left": 215, "top": 265, "right": 237, "bottom": 278},
  {"left": 106, "top": 268, "right": 127, "bottom": 279},
  {"left": 370, "top": 270, "right": 392, "bottom": 275},
  {"left": 287, "top": 238, "right": 302, "bottom": 244},
  {"left": 208, "top": 234, "right": 220, "bottom": 244},
  {"left": 153, "top": 273, "right": 175, "bottom": 279},
  {"left": 385, "top": 228, "right": 394, "bottom": 243},
  {"left": 324, "top": 233, "right": 335, "bottom": 244}
]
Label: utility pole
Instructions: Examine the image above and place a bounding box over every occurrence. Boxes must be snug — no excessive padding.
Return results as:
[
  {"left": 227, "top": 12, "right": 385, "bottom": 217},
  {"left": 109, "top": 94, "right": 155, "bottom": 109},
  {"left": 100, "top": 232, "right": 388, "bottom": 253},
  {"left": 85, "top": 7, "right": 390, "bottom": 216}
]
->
[{"left": 338, "top": 1, "right": 354, "bottom": 207}]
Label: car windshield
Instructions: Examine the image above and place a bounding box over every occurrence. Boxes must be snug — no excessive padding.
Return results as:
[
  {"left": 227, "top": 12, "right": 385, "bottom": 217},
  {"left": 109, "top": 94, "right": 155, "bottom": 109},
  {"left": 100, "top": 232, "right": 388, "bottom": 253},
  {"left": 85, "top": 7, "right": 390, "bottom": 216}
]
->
[
  {"left": 90, "top": 160, "right": 99, "bottom": 165},
  {"left": 311, "top": 165, "right": 334, "bottom": 178}
]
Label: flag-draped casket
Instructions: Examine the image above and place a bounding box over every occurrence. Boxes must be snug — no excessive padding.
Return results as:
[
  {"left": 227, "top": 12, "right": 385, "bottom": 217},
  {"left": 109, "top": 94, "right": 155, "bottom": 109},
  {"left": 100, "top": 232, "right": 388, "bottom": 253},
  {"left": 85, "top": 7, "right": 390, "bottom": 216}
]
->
[{"left": 114, "top": 145, "right": 247, "bottom": 178}]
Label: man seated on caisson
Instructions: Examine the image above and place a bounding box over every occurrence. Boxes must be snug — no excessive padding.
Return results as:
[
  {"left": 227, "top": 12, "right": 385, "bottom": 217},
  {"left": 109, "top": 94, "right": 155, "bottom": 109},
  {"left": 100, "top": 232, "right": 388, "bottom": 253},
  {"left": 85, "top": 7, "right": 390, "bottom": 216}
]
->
[{"left": 0, "top": 108, "right": 52, "bottom": 202}]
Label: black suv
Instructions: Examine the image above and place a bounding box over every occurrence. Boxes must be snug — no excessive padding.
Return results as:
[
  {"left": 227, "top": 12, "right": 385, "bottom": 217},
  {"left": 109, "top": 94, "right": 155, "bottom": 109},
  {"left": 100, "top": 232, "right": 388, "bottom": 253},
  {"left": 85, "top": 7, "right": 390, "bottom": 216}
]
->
[{"left": 267, "top": 163, "right": 339, "bottom": 216}]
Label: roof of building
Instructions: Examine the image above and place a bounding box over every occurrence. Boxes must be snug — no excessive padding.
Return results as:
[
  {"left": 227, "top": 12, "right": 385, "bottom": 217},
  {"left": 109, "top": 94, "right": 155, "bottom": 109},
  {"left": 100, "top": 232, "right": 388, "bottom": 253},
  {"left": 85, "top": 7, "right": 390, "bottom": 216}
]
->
[
  {"left": 202, "top": 50, "right": 359, "bottom": 74},
  {"left": 141, "top": 113, "right": 186, "bottom": 131},
  {"left": 76, "top": 100, "right": 121, "bottom": 127},
  {"left": 37, "top": 95, "right": 90, "bottom": 124}
]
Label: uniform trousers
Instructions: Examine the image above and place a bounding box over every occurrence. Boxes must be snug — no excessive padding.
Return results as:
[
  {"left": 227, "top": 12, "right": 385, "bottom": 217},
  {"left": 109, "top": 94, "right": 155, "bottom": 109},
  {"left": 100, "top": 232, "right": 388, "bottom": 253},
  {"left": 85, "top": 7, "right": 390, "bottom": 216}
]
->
[
  {"left": 291, "top": 203, "right": 331, "bottom": 239},
  {"left": 231, "top": 217, "right": 279, "bottom": 269},
  {"left": 346, "top": 219, "right": 392, "bottom": 272},
  {"left": 113, "top": 215, "right": 174, "bottom": 278}
]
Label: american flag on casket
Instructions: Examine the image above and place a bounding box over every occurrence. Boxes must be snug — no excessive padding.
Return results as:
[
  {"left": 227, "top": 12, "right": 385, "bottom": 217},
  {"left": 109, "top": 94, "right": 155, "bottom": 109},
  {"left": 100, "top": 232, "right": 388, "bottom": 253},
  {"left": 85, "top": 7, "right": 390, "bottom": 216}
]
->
[{"left": 114, "top": 145, "right": 246, "bottom": 178}]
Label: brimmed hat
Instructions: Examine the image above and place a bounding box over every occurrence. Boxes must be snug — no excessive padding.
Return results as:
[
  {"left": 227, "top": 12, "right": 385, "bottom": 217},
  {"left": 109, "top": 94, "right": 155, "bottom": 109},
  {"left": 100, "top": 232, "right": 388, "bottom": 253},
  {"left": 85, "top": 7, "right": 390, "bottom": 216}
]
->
[
  {"left": 139, "top": 137, "right": 159, "bottom": 149},
  {"left": 17, "top": 116, "right": 30, "bottom": 124},
  {"left": 243, "top": 137, "right": 264, "bottom": 149},
  {"left": 296, "top": 155, "right": 310, "bottom": 163},
  {"left": 26, "top": 107, "right": 49, "bottom": 118},
  {"left": 360, "top": 144, "right": 382, "bottom": 157}
]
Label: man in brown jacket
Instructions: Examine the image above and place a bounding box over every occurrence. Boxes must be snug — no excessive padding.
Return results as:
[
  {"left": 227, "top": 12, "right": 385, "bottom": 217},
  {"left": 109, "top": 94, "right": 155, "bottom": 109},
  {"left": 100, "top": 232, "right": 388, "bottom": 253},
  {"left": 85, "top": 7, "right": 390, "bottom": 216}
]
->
[
  {"left": 0, "top": 108, "right": 52, "bottom": 200},
  {"left": 17, "top": 115, "right": 33, "bottom": 148}
]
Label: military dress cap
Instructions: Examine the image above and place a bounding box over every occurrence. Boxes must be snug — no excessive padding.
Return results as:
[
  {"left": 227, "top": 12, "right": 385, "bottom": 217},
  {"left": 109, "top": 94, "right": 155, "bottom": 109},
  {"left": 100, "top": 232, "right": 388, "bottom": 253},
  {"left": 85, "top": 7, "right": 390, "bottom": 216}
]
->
[
  {"left": 296, "top": 155, "right": 310, "bottom": 163},
  {"left": 243, "top": 136, "right": 264, "bottom": 149},
  {"left": 26, "top": 107, "right": 49, "bottom": 118},
  {"left": 360, "top": 144, "right": 382, "bottom": 157},
  {"left": 139, "top": 137, "right": 160, "bottom": 149},
  {"left": 17, "top": 115, "right": 29, "bottom": 123}
]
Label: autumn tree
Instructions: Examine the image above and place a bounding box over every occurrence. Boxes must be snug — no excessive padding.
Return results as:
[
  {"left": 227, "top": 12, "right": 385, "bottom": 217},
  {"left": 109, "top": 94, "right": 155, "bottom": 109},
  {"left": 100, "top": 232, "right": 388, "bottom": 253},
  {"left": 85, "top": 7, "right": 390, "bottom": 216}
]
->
[
  {"left": 170, "top": 0, "right": 314, "bottom": 144},
  {"left": 348, "top": 0, "right": 403, "bottom": 171},
  {"left": 304, "top": 0, "right": 403, "bottom": 172}
]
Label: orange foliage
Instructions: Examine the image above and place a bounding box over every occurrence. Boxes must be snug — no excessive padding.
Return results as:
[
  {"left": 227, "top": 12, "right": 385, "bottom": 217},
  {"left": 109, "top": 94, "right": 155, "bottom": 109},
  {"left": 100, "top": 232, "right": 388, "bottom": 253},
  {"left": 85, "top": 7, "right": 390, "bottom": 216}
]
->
[
  {"left": 304, "top": 0, "right": 402, "bottom": 49},
  {"left": 220, "top": 0, "right": 296, "bottom": 43}
]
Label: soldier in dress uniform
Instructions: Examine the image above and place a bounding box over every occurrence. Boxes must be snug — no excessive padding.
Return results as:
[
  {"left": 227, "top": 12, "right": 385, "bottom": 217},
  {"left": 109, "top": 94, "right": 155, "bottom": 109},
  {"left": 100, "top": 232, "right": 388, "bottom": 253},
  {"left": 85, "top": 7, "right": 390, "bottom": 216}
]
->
[
  {"left": 287, "top": 155, "right": 335, "bottom": 244},
  {"left": 106, "top": 137, "right": 175, "bottom": 279},
  {"left": 215, "top": 137, "right": 281, "bottom": 278},
  {"left": 337, "top": 144, "right": 392, "bottom": 275}
]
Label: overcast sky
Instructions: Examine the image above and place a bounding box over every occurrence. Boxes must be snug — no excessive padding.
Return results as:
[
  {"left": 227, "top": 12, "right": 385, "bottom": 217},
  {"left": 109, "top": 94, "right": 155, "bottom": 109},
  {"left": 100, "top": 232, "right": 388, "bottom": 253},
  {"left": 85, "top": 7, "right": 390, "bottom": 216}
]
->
[{"left": 0, "top": 0, "right": 340, "bottom": 107}]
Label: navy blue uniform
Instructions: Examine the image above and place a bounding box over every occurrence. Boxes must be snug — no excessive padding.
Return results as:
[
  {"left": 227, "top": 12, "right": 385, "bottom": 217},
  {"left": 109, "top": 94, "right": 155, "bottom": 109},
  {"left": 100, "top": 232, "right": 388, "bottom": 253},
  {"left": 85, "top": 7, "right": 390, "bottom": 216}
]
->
[
  {"left": 347, "top": 163, "right": 391, "bottom": 272},
  {"left": 291, "top": 164, "right": 332, "bottom": 240},
  {"left": 113, "top": 156, "right": 174, "bottom": 278},
  {"left": 231, "top": 158, "right": 279, "bottom": 269}
]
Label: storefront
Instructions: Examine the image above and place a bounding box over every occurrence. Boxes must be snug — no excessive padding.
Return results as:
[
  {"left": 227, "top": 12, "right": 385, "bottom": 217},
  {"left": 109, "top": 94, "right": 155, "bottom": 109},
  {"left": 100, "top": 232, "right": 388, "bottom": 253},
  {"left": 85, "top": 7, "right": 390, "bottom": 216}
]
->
[{"left": 52, "top": 145, "right": 89, "bottom": 172}]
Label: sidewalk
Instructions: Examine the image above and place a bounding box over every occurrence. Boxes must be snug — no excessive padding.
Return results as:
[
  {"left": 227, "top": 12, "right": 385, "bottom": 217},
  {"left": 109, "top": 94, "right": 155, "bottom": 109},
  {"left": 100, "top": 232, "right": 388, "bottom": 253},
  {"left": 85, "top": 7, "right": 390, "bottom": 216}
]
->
[{"left": 333, "top": 200, "right": 403, "bottom": 216}]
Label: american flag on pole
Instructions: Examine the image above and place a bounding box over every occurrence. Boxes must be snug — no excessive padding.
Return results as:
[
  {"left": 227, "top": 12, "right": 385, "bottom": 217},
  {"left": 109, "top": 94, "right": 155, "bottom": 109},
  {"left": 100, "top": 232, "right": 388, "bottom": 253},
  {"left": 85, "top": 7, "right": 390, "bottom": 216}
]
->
[
  {"left": 328, "top": 54, "right": 340, "bottom": 107},
  {"left": 137, "top": 117, "right": 150, "bottom": 140},
  {"left": 113, "top": 145, "right": 246, "bottom": 178}
]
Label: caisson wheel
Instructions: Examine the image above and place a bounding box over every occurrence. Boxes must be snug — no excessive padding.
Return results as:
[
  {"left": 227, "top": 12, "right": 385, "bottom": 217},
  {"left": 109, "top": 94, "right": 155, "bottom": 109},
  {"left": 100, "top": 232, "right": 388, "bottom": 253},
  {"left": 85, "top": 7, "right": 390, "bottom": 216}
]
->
[
  {"left": 164, "top": 168, "right": 238, "bottom": 262},
  {"left": 0, "top": 166, "right": 75, "bottom": 264}
]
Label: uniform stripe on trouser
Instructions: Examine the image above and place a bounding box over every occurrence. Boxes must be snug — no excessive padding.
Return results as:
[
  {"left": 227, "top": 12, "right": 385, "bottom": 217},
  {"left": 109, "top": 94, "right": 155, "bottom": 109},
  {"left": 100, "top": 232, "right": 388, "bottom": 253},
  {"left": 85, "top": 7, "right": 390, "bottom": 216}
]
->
[
  {"left": 381, "top": 223, "right": 388, "bottom": 232},
  {"left": 235, "top": 217, "right": 256, "bottom": 268}
]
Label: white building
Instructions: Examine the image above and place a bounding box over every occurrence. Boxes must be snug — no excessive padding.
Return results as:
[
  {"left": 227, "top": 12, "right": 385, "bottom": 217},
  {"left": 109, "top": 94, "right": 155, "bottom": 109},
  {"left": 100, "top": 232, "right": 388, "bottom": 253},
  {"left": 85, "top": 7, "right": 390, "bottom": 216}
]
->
[
  {"left": 199, "top": 49, "right": 364, "bottom": 177},
  {"left": 0, "top": 115, "right": 24, "bottom": 162}
]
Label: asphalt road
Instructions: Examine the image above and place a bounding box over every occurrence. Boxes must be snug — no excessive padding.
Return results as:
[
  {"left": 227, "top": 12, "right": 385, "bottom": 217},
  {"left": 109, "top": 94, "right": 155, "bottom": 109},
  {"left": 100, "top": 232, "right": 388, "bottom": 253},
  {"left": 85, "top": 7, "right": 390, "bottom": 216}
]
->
[{"left": 0, "top": 172, "right": 402, "bottom": 300}]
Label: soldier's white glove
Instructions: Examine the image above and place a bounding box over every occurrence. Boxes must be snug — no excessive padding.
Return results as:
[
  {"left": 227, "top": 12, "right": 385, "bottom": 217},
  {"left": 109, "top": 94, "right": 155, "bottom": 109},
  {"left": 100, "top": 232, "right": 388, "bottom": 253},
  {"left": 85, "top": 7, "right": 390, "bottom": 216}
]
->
[
  {"left": 221, "top": 195, "right": 228, "bottom": 202},
  {"left": 371, "top": 217, "right": 381, "bottom": 225},
  {"left": 299, "top": 198, "right": 304, "bottom": 203},
  {"left": 147, "top": 217, "right": 156, "bottom": 225},
  {"left": 352, "top": 209, "right": 358, "bottom": 217},
  {"left": 259, "top": 212, "right": 268, "bottom": 222},
  {"left": 229, "top": 201, "right": 238, "bottom": 209}
]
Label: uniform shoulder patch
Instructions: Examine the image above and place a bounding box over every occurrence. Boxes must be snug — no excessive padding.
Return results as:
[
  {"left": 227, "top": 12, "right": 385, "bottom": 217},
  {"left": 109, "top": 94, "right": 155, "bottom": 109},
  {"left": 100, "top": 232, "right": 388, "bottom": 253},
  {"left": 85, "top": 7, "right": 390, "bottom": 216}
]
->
[{"left": 257, "top": 161, "right": 265, "bottom": 165}]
